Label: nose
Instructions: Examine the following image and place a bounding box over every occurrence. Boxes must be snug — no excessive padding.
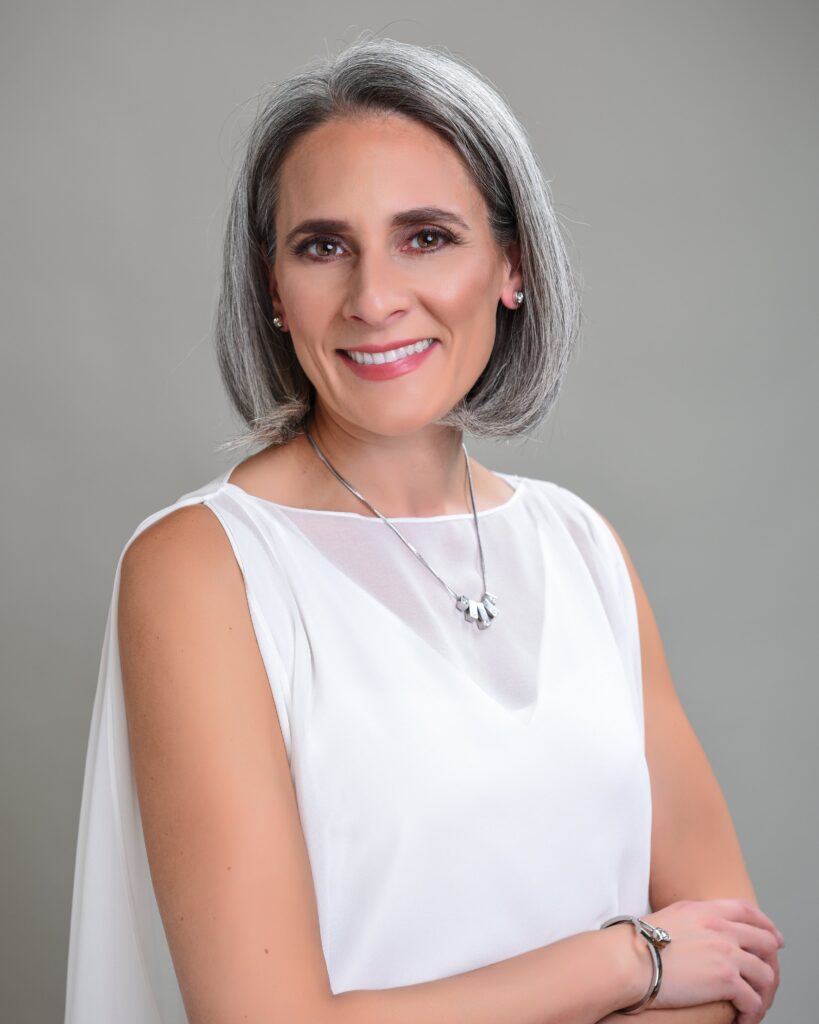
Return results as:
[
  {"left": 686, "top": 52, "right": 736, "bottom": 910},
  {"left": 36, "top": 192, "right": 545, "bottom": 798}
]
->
[{"left": 340, "top": 247, "right": 412, "bottom": 328}]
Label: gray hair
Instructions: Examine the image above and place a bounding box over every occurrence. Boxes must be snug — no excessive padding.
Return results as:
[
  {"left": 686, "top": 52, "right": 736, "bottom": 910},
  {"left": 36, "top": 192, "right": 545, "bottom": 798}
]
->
[{"left": 213, "top": 33, "right": 581, "bottom": 455}]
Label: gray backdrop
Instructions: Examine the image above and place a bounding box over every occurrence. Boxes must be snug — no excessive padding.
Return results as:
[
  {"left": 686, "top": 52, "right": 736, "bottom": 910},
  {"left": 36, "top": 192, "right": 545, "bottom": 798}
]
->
[{"left": 2, "top": 1, "right": 815, "bottom": 1019}]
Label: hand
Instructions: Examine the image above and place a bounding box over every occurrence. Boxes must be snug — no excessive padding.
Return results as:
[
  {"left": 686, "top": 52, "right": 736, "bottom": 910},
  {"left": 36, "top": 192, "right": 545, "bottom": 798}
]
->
[{"left": 639, "top": 898, "right": 784, "bottom": 1024}]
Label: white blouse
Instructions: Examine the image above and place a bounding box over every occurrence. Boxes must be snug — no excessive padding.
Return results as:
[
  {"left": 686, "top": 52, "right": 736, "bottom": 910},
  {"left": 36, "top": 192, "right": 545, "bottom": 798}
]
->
[{"left": 64, "top": 464, "right": 652, "bottom": 1022}]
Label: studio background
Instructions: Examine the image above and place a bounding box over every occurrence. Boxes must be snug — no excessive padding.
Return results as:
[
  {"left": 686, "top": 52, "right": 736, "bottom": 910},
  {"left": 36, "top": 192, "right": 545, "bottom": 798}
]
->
[{"left": 2, "top": 2, "right": 815, "bottom": 1019}]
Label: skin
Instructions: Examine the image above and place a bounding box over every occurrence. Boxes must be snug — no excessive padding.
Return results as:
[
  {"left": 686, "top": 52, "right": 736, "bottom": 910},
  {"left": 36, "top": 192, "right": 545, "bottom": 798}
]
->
[
  {"left": 596, "top": 516, "right": 783, "bottom": 1023},
  {"left": 232, "top": 110, "right": 523, "bottom": 516},
  {"left": 118, "top": 112, "right": 782, "bottom": 1023}
]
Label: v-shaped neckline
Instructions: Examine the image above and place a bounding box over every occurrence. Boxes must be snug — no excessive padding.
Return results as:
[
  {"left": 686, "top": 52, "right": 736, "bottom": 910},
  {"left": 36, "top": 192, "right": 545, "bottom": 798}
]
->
[{"left": 213, "top": 477, "right": 548, "bottom": 729}]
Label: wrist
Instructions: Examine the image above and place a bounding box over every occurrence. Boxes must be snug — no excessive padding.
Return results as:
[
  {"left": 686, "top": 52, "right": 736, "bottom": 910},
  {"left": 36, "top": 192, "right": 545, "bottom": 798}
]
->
[{"left": 598, "top": 919, "right": 657, "bottom": 1012}]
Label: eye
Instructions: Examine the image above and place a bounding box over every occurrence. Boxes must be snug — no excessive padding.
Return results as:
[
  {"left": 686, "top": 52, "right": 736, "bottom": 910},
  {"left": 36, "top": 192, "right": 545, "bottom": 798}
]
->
[
  {"left": 297, "top": 237, "right": 345, "bottom": 260},
  {"left": 290, "top": 225, "right": 464, "bottom": 262},
  {"left": 407, "top": 226, "right": 462, "bottom": 252}
]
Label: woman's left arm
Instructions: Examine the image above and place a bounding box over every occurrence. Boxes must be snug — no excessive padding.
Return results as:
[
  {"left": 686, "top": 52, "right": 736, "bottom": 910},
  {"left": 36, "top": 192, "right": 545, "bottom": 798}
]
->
[
  {"left": 594, "top": 513, "right": 781, "bottom": 1024},
  {"left": 598, "top": 1004, "right": 735, "bottom": 1024}
]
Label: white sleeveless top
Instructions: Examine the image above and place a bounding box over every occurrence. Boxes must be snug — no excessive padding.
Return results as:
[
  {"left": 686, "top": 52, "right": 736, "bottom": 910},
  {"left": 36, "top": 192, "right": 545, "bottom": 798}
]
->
[{"left": 64, "top": 463, "right": 652, "bottom": 1023}]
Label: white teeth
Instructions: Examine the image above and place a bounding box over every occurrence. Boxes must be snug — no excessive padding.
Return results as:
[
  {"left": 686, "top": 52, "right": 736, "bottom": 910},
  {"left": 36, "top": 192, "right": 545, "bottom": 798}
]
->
[{"left": 344, "top": 338, "right": 436, "bottom": 365}]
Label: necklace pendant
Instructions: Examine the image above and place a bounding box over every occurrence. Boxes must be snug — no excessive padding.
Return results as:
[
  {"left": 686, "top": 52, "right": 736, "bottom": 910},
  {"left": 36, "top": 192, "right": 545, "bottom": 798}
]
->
[{"left": 455, "top": 593, "right": 499, "bottom": 629}]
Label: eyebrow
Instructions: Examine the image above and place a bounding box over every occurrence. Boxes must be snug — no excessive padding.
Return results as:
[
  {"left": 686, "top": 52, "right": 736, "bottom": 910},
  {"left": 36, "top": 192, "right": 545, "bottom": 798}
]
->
[{"left": 282, "top": 207, "right": 471, "bottom": 249}]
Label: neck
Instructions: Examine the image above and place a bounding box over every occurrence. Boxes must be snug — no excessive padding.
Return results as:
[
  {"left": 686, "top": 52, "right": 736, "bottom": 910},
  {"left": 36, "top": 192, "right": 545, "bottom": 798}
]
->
[{"left": 300, "top": 410, "right": 472, "bottom": 519}]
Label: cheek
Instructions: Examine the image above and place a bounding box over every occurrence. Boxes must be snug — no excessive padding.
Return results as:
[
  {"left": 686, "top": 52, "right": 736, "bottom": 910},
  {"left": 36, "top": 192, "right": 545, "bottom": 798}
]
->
[
  {"left": 431, "top": 267, "right": 500, "bottom": 365},
  {"left": 430, "top": 257, "right": 500, "bottom": 322},
  {"left": 281, "top": 274, "right": 332, "bottom": 330}
]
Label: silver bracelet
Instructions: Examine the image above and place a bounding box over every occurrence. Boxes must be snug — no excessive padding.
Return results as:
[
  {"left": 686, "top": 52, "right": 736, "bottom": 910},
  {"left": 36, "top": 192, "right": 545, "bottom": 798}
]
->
[{"left": 600, "top": 915, "right": 672, "bottom": 1014}]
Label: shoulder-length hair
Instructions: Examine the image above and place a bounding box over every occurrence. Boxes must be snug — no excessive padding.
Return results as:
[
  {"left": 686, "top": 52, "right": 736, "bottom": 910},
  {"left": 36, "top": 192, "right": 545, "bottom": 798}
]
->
[{"left": 213, "top": 33, "right": 581, "bottom": 454}]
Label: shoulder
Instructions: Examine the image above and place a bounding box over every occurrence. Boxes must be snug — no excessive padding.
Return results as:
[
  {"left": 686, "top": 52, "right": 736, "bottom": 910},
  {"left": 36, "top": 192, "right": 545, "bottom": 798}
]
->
[
  {"left": 116, "top": 497, "right": 280, "bottom": 754},
  {"left": 553, "top": 480, "right": 644, "bottom": 601},
  {"left": 525, "top": 476, "right": 631, "bottom": 567},
  {"left": 572, "top": 499, "right": 645, "bottom": 620},
  {"left": 118, "top": 502, "right": 248, "bottom": 661},
  {"left": 525, "top": 475, "right": 650, "bottom": 636},
  {"left": 121, "top": 502, "right": 234, "bottom": 591},
  {"left": 579, "top": 497, "right": 650, "bottom": 638},
  {"left": 537, "top": 481, "right": 666, "bottom": 696},
  {"left": 586, "top": 504, "right": 638, "bottom": 585}
]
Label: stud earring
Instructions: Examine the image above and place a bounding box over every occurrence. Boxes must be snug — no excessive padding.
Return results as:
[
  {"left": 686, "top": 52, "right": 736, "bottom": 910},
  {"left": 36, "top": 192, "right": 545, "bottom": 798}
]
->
[
  {"left": 272, "top": 314, "right": 284, "bottom": 329},
  {"left": 514, "top": 290, "right": 524, "bottom": 306}
]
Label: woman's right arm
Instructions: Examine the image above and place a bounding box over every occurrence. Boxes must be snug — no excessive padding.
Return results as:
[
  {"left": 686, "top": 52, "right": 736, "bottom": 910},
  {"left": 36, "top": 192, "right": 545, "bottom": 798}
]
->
[{"left": 118, "top": 505, "right": 773, "bottom": 1024}]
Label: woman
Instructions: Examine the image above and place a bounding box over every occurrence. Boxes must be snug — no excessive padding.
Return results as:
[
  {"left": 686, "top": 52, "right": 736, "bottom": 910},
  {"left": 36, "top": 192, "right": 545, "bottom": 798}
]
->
[{"left": 64, "top": 35, "right": 784, "bottom": 1024}]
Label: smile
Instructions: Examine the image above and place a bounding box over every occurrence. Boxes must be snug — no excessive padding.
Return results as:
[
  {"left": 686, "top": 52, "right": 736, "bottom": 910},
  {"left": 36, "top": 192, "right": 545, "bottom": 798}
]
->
[{"left": 342, "top": 338, "right": 437, "bottom": 365}]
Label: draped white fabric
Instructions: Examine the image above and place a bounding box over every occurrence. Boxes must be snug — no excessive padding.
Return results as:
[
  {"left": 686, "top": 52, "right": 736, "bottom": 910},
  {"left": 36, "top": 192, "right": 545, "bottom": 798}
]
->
[{"left": 64, "top": 465, "right": 651, "bottom": 1022}]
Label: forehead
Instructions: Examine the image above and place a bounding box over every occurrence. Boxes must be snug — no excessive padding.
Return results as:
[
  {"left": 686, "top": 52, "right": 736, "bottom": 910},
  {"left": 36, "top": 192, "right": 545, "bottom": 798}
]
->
[{"left": 276, "top": 114, "right": 485, "bottom": 224}]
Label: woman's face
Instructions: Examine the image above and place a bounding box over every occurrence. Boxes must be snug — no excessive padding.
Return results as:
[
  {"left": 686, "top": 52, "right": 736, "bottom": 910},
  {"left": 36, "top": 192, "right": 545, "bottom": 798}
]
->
[{"left": 268, "top": 113, "right": 522, "bottom": 438}]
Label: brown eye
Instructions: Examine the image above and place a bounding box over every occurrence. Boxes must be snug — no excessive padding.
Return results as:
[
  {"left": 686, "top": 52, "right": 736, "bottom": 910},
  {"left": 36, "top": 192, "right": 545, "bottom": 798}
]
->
[
  {"left": 414, "top": 229, "right": 440, "bottom": 249},
  {"left": 291, "top": 225, "right": 464, "bottom": 262},
  {"left": 408, "top": 227, "right": 459, "bottom": 252},
  {"left": 301, "top": 237, "right": 343, "bottom": 259}
]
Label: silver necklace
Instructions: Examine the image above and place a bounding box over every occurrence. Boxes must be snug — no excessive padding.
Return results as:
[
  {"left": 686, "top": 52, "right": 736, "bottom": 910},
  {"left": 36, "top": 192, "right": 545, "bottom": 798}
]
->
[{"left": 304, "top": 429, "right": 499, "bottom": 630}]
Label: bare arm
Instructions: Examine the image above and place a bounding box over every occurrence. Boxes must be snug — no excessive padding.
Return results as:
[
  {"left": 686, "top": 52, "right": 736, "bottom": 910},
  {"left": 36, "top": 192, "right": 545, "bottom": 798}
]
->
[
  {"left": 596, "top": 512, "right": 781, "bottom": 1023},
  {"left": 604, "top": 521, "right": 759, "bottom": 909},
  {"left": 119, "top": 504, "right": 657, "bottom": 1024},
  {"left": 599, "top": 1005, "right": 735, "bottom": 1024}
]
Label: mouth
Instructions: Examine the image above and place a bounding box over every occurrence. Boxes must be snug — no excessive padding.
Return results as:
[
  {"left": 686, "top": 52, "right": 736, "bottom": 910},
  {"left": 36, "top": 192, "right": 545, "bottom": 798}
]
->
[{"left": 337, "top": 338, "right": 439, "bottom": 366}]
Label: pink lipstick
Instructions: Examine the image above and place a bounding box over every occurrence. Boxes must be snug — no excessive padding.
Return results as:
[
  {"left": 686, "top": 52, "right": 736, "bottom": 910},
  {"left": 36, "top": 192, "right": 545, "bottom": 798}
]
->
[{"left": 336, "top": 337, "right": 440, "bottom": 381}]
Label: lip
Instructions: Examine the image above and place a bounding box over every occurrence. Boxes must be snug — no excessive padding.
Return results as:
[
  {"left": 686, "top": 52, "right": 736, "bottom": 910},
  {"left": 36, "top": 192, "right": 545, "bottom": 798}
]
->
[
  {"left": 336, "top": 338, "right": 439, "bottom": 381},
  {"left": 338, "top": 337, "right": 438, "bottom": 354}
]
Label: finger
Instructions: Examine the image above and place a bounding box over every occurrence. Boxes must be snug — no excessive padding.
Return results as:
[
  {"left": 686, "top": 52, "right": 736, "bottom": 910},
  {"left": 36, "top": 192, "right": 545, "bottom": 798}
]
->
[
  {"left": 723, "top": 920, "right": 782, "bottom": 959},
  {"left": 755, "top": 947, "right": 781, "bottom": 1014},
  {"left": 731, "top": 972, "right": 765, "bottom": 1022},
  {"left": 737, "top": 947, "right": 777, "bottom": 1003},
  {"left": 716, "top": 898, "right": 783, "bottom": 941},
  {"left": 726, "top": 936, "right": 780, "bottom": 1017}
]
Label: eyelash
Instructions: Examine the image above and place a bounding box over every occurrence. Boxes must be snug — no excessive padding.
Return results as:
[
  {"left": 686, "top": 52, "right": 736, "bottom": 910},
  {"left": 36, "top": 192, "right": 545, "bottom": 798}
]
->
[{"left": 289, "top": 225, "right": 465, "bottom": 261}]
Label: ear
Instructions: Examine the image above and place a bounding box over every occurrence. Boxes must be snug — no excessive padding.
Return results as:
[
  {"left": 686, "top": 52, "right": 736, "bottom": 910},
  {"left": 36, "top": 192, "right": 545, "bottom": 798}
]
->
[
  {"left": 500, "top": 239, "right": 524, "bottom": 311},
  {"left": 258, "top": 242, "right": 286, "bottom": 323}
]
